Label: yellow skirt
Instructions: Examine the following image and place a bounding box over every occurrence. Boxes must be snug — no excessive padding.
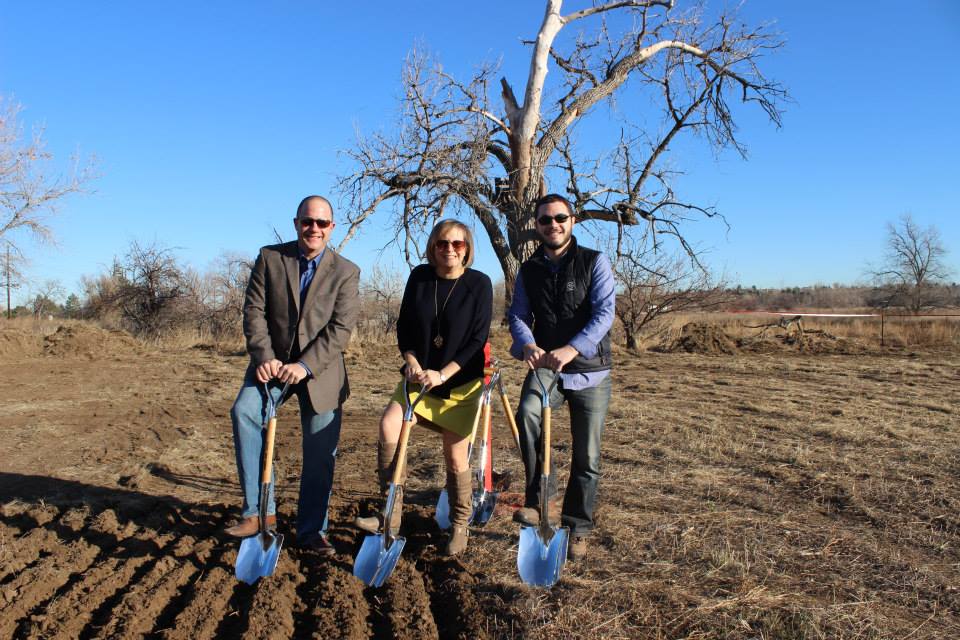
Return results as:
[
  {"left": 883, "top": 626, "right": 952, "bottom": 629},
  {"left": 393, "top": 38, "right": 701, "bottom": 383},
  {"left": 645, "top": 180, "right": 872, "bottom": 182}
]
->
[{"left": 389, "top": 378, "right": 483, "bottom": 438}]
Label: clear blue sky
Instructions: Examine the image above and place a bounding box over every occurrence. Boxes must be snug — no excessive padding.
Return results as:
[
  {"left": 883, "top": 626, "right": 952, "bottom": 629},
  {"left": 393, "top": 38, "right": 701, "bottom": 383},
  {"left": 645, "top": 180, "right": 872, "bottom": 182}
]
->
[{"left": 2, "top": 1, "right": 958, "bottom": 304}]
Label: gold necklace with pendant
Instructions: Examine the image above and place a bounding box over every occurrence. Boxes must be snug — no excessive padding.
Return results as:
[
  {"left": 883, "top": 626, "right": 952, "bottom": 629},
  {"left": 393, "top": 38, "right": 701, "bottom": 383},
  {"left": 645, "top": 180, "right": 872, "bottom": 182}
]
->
[{"left": 433, "top": 274, "right": 461, "bottom": 348}]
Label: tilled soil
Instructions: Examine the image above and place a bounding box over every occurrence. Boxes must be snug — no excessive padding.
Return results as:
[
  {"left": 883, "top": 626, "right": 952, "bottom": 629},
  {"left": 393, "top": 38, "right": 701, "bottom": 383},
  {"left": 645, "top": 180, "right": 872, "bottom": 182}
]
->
[{"left": 2, "top": 324, "right": 959, "bottom": 638}]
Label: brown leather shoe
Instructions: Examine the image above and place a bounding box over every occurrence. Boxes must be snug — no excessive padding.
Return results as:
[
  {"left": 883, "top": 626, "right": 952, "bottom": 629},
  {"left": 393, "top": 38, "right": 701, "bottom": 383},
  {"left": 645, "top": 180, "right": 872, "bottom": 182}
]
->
[
  {"left": 512, "top": 507, "right": 540, "bottom": 526},
  {"left": 353, "top": 515, "right": 380, "bottom": 534},
  {"left": 302, "top": 534, "right": 335, "bottom": 557},
  {"left": 568, "top": 534, "right": 587, "bottom": 562},
  {"left": 224, "top": 514, "right": 276, "bottom": 538}
]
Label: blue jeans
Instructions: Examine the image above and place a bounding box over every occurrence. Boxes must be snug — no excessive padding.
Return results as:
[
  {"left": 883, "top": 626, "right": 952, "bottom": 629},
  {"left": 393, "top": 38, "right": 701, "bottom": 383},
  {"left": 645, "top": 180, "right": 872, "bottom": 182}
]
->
[
  {"left": 231, "top": 371, "right": 341, "bottom": 542},
  {"left": 516, "top": 369, "right": 612, "bottom": 535}
]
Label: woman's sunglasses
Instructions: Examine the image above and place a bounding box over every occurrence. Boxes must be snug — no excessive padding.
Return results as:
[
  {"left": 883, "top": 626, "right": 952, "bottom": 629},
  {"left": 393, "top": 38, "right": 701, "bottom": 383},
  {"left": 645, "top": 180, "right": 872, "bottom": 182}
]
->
[{"left": 436, "top": 239, "right": 467, "bottom": 251}]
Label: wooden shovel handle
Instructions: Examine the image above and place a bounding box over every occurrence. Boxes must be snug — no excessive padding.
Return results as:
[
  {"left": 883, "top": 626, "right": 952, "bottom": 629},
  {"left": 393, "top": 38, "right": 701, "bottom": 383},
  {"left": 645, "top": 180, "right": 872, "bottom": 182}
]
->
[
  {"left": 262, "top": 416, "right": 278, "bottom": 480},
  {"left": 481, "top": 397, "right": 492, "bottom": 445},
  {"left": 391, "top": 418, "right": 415, "bottom": 486},
  {"left": 466, "top": 392, "right": 484, "bottom": 448},
  {"left": 542, "top": 406, "right": 552, "bottom": 470},
  {"left": 499, "top": 389, "right": 521, "bottom": 451}
]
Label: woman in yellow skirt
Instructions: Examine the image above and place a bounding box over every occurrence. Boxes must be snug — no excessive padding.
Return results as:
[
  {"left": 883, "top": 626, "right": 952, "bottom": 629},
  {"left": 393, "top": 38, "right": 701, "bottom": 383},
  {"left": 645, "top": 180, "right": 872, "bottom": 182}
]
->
[{"left": 355, "top": 219, "right": 492, "bottom": 555}]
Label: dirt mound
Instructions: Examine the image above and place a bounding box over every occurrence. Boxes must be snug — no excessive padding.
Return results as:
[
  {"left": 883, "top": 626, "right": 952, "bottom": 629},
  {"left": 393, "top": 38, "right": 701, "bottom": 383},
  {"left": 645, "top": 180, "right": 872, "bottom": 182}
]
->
[
  {"left": 738, "top": 330, "right": 869, "bottom": 355},
  {"left": 658, "top": 322, "right": 738, "bottom": 355},
  {"left": 0, "top": 328, "right": 43, "bottom": 359},
  {"left": 42, "top": 324, "right": 142, "bottom": 359}
]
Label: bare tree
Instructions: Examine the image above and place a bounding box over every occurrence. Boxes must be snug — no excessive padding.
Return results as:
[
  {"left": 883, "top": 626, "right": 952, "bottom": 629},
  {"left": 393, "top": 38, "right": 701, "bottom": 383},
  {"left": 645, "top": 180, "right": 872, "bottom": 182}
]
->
[
  {"left": 30, "top": 279, "right": 65, "bottom": 318},
  {"left": 337, "top": 0, "right": 785, "bottom": 303},
  {"left": 115, "top": 241, "right": 187, "bottom": 337},
  {"left": 0, "top": 97, "right": 95, "bottom": 252},
  {"left": 869, "top": 214, "right": 952, "bottom": 312},
  {"left": 614, "top": 240, "right": 728, "bottom": 349},
  {"left": 359, "top": 265, "right": 406, "bottom": 337},
  {"left": 3, "top": 240, "right": 26, "bottom": 318}
]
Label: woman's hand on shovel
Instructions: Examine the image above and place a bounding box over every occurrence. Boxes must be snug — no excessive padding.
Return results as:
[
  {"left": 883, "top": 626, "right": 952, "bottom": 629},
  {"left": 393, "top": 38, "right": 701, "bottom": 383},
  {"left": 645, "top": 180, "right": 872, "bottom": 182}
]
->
[{"left": 418, "top": 369, "right": 444, "bottom": 388}]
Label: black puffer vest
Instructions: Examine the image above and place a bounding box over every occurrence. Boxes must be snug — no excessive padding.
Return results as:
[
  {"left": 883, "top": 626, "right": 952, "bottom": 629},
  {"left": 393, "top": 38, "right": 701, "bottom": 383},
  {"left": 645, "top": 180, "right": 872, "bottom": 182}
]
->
[{"left": 519, "top": 237, "right": 612, "bottom": 373}]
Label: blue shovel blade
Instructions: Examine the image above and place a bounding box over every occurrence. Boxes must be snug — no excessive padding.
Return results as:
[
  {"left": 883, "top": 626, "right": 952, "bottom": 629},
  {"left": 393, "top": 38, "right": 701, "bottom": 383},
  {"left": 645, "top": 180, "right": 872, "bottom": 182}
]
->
[
  {"left": 517, "top": 525, "right": 568, "bottom": 587},
  {"left": 472, "top": 491, "right": 498, "bottom": 527},
  {"left": 435, "top": 488, "right": 451, "bottom": 530},
  {"left": 437, "top": 488, "right": 484, "bottom": 529},
  {"left": 236, "top": 531, "right": 284, "bottom": 585},
  {"left": 353, "top": 533, "right": 406, "bottom": 587}
]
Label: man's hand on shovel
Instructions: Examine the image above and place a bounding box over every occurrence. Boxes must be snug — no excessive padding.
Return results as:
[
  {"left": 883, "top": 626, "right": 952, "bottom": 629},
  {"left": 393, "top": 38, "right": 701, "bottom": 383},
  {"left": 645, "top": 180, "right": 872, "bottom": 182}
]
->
[
  {"left": 255, "top": 359, "right": 283, "bottom": 383},
  {"left": 538, "top": 345, "right": 579, "bottom": 372}
]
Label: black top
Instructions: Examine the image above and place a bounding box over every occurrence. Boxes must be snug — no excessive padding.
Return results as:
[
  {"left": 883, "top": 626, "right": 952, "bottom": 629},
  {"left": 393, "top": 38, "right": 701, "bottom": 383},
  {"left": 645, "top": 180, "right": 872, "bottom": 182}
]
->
[{"left": 397, "top": 264, "right": 493, "bottom": 397}]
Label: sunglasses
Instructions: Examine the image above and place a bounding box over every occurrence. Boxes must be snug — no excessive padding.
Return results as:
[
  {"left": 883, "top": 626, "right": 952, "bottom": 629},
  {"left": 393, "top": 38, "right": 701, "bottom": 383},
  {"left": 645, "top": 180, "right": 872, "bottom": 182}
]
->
[
  {"left": 436, "top": 239, "right": 466, "bottom": 251},
  {"left": 296, "top": 217, "right": 333, "bottom": 229},
  {"left": 537, "top": 214, "right": 571, "bottom": 226}
]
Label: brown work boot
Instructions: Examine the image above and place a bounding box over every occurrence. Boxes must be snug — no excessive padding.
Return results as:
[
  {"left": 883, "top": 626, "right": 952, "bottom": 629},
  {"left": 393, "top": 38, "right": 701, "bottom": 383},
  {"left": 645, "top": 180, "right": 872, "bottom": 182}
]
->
[
  {"left": 224, "top": 514, "right": 276, "bottom": 538},
  {"left": 512, "top": 497, "right": 561, "bottom": 527},
  {"left": 568, "top": 534, "right": 588, "bottom": 562},
  {"left": 353, "top": 441, "right": 403, "bottom": 534},
  {"left": 444, "top": 469, "right": 472, "bottom": 556}
]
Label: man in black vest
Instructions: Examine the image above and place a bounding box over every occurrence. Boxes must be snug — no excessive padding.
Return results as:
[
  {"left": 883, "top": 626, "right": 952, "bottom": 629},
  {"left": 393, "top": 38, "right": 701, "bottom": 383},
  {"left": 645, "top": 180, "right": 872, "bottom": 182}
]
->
[{"left": 508, "top": 193, "right": 615, "bottom": 562}]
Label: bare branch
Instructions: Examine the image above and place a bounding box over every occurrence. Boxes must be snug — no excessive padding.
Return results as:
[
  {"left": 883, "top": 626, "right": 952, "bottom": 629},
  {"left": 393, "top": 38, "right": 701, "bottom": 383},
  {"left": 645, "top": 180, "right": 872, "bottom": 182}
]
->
[
  {"left": 0, "top": 97, "right": 96, "bottom": 251},
  {"left": 562, "top": 0, "right": 673, "bottom": 24}
]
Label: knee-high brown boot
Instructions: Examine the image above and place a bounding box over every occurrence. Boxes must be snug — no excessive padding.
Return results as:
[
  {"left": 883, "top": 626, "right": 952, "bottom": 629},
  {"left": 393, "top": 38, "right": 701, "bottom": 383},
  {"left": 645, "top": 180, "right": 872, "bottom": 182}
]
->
[
  {"left": 354, "top": 441, "right": 402, "bottom": 534},
  {"left": 445, "top": 469, "right": 473, "bottom": 556}
]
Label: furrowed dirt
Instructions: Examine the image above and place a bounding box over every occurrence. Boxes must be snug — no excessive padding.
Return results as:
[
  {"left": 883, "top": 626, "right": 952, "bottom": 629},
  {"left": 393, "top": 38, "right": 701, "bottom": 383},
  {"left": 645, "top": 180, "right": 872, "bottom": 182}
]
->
[{"left": 1, "top": 322, "right": 958, "bottom": 639}]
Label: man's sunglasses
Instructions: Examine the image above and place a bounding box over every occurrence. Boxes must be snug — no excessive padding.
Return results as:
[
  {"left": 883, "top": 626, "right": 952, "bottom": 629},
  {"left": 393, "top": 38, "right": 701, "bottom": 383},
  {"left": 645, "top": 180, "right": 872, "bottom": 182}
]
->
[
  {"left": 436, "top": 239, "right": 467, "bottom": 251},
  {"left": 537, "top": 213, "right": 571, "bottom": 226},
  {"left": 296, "top": 217, "right": 333, "bottom": 229}
]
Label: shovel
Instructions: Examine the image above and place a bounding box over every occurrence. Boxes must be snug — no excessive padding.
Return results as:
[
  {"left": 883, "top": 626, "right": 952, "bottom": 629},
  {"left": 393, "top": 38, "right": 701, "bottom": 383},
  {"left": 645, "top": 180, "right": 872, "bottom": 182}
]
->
[
  {"left": 471, "top": 369, "right": 499, "bottom": 526},
  {"left": 517, "top": 368, "right": 568, "bottom": 587},
  {"left": 434, "top": 390, "right": 484, "bottom": 530},
  {"left": 236, "top": 382, "right": 290, "bottom": 585},
  {"left": 354, "top": 378, "right": 429, "bottom": 587}
]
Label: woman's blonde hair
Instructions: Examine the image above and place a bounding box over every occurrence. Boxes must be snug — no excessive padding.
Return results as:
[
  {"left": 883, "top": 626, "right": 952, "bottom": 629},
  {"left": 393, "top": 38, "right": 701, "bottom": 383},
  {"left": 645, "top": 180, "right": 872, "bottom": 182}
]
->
[{"left": 425, "top": 219, "right": 475, "bottom": 268}]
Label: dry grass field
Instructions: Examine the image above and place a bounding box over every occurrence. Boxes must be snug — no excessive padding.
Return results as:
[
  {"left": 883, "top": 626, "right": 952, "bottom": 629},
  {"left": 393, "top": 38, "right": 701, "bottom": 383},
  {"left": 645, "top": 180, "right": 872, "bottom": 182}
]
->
[{"left": 1, "top": 317, "right": 958, "bottom": 639}]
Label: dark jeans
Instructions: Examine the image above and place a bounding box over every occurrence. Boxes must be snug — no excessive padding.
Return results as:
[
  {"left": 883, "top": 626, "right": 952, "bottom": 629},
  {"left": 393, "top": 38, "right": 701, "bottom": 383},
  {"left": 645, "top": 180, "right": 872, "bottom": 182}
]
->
[
  {"left": 231, "top": 370, "right": 341, "bottom": 542},
  {"left": 516, "top": 369, "right": 612, "bottom": 535}
]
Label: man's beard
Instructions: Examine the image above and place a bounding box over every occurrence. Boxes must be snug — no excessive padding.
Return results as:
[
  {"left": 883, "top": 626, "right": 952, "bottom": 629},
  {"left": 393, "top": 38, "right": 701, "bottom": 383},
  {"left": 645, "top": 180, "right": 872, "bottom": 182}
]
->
[{"left": 543, "top": 235, "right": 569, "bottom": 251}]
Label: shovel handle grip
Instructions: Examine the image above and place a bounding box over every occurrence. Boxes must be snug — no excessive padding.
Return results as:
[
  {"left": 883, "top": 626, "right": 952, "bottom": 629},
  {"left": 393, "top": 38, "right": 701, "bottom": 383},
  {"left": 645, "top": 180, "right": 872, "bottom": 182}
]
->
[
  {"left": 262, "top": 416, "right": 278, "bottom": 480},
  {"left": 542, "top": 406, "right": 552, "bottom": 470}
]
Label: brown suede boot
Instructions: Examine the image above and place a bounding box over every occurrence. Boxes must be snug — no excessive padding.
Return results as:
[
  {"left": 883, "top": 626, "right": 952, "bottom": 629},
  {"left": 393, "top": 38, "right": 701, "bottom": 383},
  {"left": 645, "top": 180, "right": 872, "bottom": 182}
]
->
[
  {"left": 354, "top": 441, "right": 402, "bottom": 534},
  {"left": 444, "top": 469, "right": 473, "bottom": 556}
]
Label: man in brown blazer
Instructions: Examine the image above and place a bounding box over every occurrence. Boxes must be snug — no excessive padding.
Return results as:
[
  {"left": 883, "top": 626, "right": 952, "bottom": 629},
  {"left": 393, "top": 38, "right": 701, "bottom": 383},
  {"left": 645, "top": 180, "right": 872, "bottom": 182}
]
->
[{"left": 224, "top": 195, "right": 360, "bottom": 556}]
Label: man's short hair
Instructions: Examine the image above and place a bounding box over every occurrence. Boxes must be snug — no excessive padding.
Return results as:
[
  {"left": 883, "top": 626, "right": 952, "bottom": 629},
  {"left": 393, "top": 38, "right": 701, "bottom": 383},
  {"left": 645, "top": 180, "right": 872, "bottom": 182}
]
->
[
  {"left": 296, "top": 195, "right": 334, "bottom": 219},
  {"left": 533, "top": 193, "right": 575, "bottom": 217}
]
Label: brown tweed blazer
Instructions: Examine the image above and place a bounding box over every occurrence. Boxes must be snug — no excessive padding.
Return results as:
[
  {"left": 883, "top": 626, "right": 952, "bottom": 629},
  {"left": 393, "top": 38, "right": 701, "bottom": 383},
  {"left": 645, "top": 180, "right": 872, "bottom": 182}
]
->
[{"left": 242, "top": 241, "right": 360, "bottom": 414}]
